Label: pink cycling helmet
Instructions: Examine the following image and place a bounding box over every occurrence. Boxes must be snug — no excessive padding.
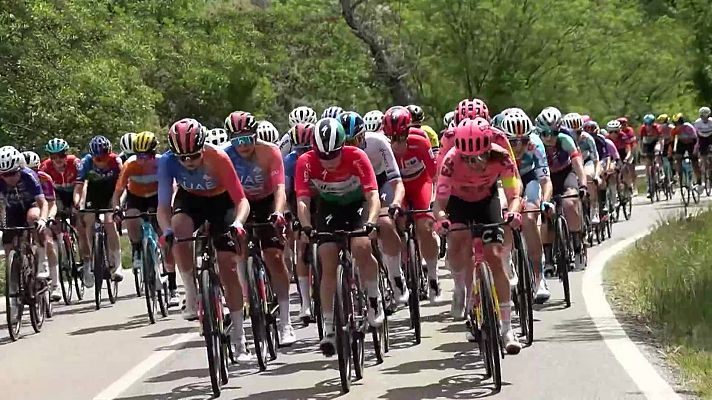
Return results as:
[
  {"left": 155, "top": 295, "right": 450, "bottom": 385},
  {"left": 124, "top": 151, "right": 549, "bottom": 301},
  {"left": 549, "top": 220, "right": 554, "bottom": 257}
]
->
[
  {"left": 168, "top": 118, "right": 205, "bottom": 155},
  {"left": 454, "top": 118, "right": 493, "bottom": 156},
  {"left": 454, "top": 98, "right": 490, "bottom": 124}
]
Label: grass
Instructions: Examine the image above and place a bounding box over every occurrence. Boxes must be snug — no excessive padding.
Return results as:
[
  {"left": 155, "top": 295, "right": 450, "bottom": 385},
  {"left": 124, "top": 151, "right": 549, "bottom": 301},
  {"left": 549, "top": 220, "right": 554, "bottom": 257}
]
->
[{"left": 606, "top": 210, "right": 712, "bottom": 398}]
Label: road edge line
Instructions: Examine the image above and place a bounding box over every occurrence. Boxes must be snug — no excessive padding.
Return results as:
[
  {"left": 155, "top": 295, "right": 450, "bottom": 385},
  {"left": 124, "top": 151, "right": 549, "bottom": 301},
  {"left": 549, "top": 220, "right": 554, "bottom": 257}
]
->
[
  {"left": 92, "top": 331, "right": 199, "bottom": 400},
  {"left": 582, "top": 230, "right": 682, "bottom": 400}
]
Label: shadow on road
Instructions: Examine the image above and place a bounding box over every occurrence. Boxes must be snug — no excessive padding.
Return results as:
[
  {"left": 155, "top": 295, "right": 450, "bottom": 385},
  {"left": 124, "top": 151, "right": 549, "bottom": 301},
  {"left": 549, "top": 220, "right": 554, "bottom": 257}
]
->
[
  {"left": 229, "top": 377, "right": 343, "bottom": 400},
  {"left": 379, "top": 373, "right": 505, "bottom": 399},
  {"left": 68, "top": 313, "right": 147, "bottom": 336},
  {"left": 117, "top": 381, "right": 235, "bottom": 400},
  {"left": 537, "top": 316, "right": 628, "bottom": 342},
  {"left": 142, "top": 326, "right": 195, "bottom": 339}
]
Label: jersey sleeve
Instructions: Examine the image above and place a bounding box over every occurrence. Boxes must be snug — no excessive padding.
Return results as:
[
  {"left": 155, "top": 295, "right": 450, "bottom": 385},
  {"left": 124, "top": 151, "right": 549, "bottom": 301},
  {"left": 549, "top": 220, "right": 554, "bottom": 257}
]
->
[
  {"left": 560, "top": 134, "right": 581, "bottom": 159},
  {"left": 39, "top": 173, "right": 56, "bottom": 201},
  {"left": 416, "top": 137, "right": 436, "bottom": 179},
  {"left": 268, "top": 145, "right": 285, "bottom": 187},
  {"left": 294, "top": 153, "right": 312, "bottom": 199},
  {"left": 353, "top": 149, "right": 378, "bottom": 192},
  {"left": 115, "top": 160, "right": 133, "bottom": 192},
  {"left": 586, "top": 135, "right": 599, "bottom": 162},
  {"left": 76, "top": 155, "right": 91, "bottom": 182},
  {"left": 24, "top": 170, "right": 43, "bottom": 199},
  {"left": 208, "top": 147, "right": 246, "bottom": 206},
  {"left": 435, "top": 152, "right": 455, "bottom": 200},
  {"left": 277, "top": 133, "right": 292, "bottom": 157},
  {"left": 377, "top": 136, "right": 401, "bottom": 181},
  {"left": 157, "top": 154, "right": 175, "bottom": 207},
  {"left": 498, "top": 151, "right": 519, "bottom": 191}
]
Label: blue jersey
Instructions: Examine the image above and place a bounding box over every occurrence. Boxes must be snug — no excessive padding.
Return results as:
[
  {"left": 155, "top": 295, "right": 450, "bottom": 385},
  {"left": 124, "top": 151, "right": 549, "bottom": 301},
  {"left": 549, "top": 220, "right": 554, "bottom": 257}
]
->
[
  {"left": 284, "top": 150, "right": 299, "bottom": 199},
  {"left": 77, "top": 153, "right": 122, "bottom": 184},
  {"left": 0, "top": 167, "right": 43, "bottom": 209},
  {"left": 517, "top": 133, "right": 549, "bottom": 177}
]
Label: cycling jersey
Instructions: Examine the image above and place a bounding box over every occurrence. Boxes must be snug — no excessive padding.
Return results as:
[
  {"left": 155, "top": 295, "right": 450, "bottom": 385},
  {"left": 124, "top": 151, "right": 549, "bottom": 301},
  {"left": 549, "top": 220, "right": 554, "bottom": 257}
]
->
[
  {"left": 37, "top": 171, "right": 56, "bottom": 201},
  {"left": 115, "top": 154, "right": 161, "bottom": 198},
  {"left": 222, "top": 141, "right": 284, "bottom": 201},
  {"left": 439, "top": 127, "right": 516, "bottom": 172},
  {"left": 394, "top": 134, "right": 436, "bottom": 183},
  {"left": 276, "top": 133, "right": 292, "bottom": 157},
  {"left": 693, "top": 118, "right": 712, "bottom": 138},
  {"left": 621, "top": 126, "right": 637, "bottom": 145},
  {"left": 77, "top": 153, "right": 122, "bottom": 184},
  {"left": 639, "top": 123, "right": 662, "bottom": 143},
  {"left": 361, "top": 132, "right": 401, "bottom": 187},
  {"left": 660, "top": 123, "right": 674, "bottom": 140},
  {"left": 516, "top": 133, "right": 549, "bottom": 178},
  {"left": 436, "top": 144, "right": 518, "bottom": 203},
  {"left": 544, "top": 133, "right": 581, "bottom": 173},
  {"left": 157, "top": 144, "right": 246, "bottom": 208},
  {"left": 408, "top": 126, "right": 428, "bottom": 141},
  {"left": 294, "top": 146, "right": 377, "bottom": 205},
  {"left": 671, "top": 122, "right": 697, "bottom": 143},
  {"left": 609, "top": 132, "right": 635, "bottom": 152},
  {"left": 576, "top": 131, "right": 599, "bottom": 162},
  {"left": 420, "top": 125, "right": 440, "bottom": 148},
  {"left": 0, "top": 167, "right": 44, "bottom": 209},
  {"left": 604, "top": 138, "right": 620, "bottom": 161},
  {"left": 40, "top": 155, "right": 80, "bottom": 193}
]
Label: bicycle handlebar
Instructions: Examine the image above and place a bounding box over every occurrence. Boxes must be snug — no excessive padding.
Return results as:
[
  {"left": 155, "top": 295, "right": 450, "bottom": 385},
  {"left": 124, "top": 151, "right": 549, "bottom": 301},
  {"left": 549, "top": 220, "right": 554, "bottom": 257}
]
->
[
  {"left": 78, "top": 208, "right": 116, "bottom": 215},
  {"left": 0, "top": 226, "right": 37, "bottom": 232},
  {"left": 447, "top": 214, "right": 516, "bottom": 233}
]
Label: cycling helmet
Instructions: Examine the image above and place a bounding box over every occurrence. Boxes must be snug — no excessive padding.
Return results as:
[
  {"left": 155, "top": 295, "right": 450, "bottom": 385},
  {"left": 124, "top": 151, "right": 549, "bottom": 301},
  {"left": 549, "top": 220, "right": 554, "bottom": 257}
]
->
[
  {"left": 313, "top": 118, "right": 345, "bottom": 157},
  {"left": 673, "top": 113, "right": 685, "bottom": 124},
  {"left": 256, "top": 121, "right": 279, "bottom": 143},
  {"left": 167, "top": 118, "right": 205, "bottom": 155},
  {"left": 535, "top": 107, "right": 562, "bottom": 132},
  {"left": 382, "top": 106, "right": 412, "bottom": 137},
  {"left": 491, "top": 113, "right": 505, "bottom": 129},
  {"left": 581, "top": 114, "right": 592, "bottom": 124},
  {"left": 606, "top": 120, "right": 622, "bottom": 132},
  {"left": 22, "top": 151, "right": 41, "bottom": 169},
  {"left": 0, "top": 146, "right": 24, "bottom": 173},
  {"left": 364, "top": 110, "right": 384, "bottom": 132},
  {"left": 617, "top": 117, "right": 629, "bottom": 126},
  {"left": 119, "top": 133, "right": 136, "bottom": 154},
  {"left": 502, "top": 113, "right": 533, "bottom": 137},
  {"left": 45, "top": 138, "right": 69, "bottom": 154},
  {"left": 406, "top": 105, "right": 425, "bottom": 124},
  {"left": 224, "top": 111, "right": 257, "bottom": 134},
  {"left": 643, "top": 114, "right": 656, "bottom": 125},
  {"left": 443, "top": 111, "right": 455, "bottom": 128},
  {"left": 656, "top": 114, "right": 670, "bottom": 124},
  {"left": 289, "top": 106, "right": 317, "bottom": 125},
  {"left": 699, "top": 107, "right": 711, "bottom": 118},
  {"left": 583, "top": 121, "right": 600, "bottom": 134},
  {"left": 89, "top": 135, "right": 112, "bottom": 156},
  {"left": 133, "top": 131, "right": 158, "bottom": 153},
  {"left": 338, "top": 111, "right": 366, "bottom": 141},
  {"left": 289, "top": 123, "right": 315, "bottom": 147},
  {"left": 454, "top": 98, "right": 490, "bottom": 124},
  {"left": 321, "top": 106, "right": 343, "bottom": 119},
  {"left": 562, "top": 113, "right": 583, "bottom": 131},
  {"left": 600, "top": 128, "right": 607, "bottom": 135},
  {"left": 454, "top": 119, "right": 493, "bottom": 156},
  {"left": 205, "top": 128, "right": 229, "bottom": 147}
]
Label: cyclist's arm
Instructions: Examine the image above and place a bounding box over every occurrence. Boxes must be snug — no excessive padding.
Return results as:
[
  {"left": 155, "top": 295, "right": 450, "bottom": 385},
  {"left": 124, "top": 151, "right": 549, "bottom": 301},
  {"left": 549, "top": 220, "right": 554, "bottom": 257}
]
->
[
  {"left": 294, "top": 155, "right": 313, "bottom": 228},
  {"left": 352, "top": 149, "right": 380, "bottom": 224},
  {"left": 112, "top": 162, "right": 131, "bottom": 209},
  {"left": 434, "top": 156, "right": 454, "bottom": 221},
  {"left": 389, "top": 179, "right": 405, "bottom": 207},
  {"left": 156, "top": 156, "right": 174, "bottom": 233},
  {"left": 268, "top": 146, "right": 287, "bottom": 214},
  {"left": 379, "top": 139, "right": 405, "bottom": 206},
  {"left": 208, "top": 147, "right": 250, "bottom": 225}
]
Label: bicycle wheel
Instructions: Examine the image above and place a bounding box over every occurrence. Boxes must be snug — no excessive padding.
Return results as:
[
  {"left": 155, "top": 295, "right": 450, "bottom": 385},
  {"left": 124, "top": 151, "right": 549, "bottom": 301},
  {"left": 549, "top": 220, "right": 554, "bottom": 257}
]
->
[
  {"left": 93, "top": 234, "right": 104, "bottom": 310},
  {"left": 143, "top": 241, "right": 158, "bottom": 324},
  {"left": 514, "top": 232, "right": 533, "bottom": 346},
  {"left": 264, "top": 274, "right": 279, "bottom": 360},
  {"left": 107, "top": 244, "right": 118, "bottom": 304},
  {"left": 247, "top": 256, "right": 269, "bottom": 371},
  {"left": 309, "top": 242, "right": 324, "bottom": 340},
  {"left": 155, "top": 246, "right": 168, "bottom": 318},
  {"left": 372, "top": 267, "right": 388, "bottom": 362},
  {"left": 30, "top": 278, "right": 49, "bottom": 333},
  {"left": 199, "top": 269, "right": 222, "bottom": 397},
  {"left": 134, "top": 259, "right": 143, "bottom": 297},
  {"left": 351, "top": 268, "right": 365, "bottom": 380},
  {"left": 6, "top": 251, "right": 24, "bottom": 341},
  {"left": 57, "top": 234, "right": 73, "bottom": 305},
  {"left": 478, "top": 263, "right": 502, "bottom": 392},
  {"left": 406, "top": 237, "right": 421, "bottom": 344},
  {"left": 68, "top": 228, "right": 85, "bottom": 300},
  {"left": 555, "top": 217, "right": 571, "bottom": 308},
  {"left": 334, "top": 264, "right": 352, "bottom": 393},
  {"left": 707, "top": 168, "right": 712, "bottom": 197}
]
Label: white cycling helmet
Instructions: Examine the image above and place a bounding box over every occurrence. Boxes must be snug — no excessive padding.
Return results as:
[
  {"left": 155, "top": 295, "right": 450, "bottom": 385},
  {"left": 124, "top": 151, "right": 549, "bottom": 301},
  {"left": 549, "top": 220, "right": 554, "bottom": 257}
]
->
[
  {"left": 256, "top": 121, "right": 280, "bottom": 143},
  {"left": 120, "top": 132, "right": 136, "bottom": 154},
  {"left": 22, "top": 151, "right": 41, "bottom": 169},
  {"left": 535, "top": 106, "right": 562, "bottom": 132},
  {"left": 606, "top": 120, "right": 622, "bottom": 131},
  {"left": 443, "top": 111, "right": 455, "bottom": 128},
  {"left": 562, "top": 112, "right": 583, "bottom": 131},
  {"left": 364, "top": 110, "right": 384, "bottom": 132},
  {"left": 205, "top": 128, "right": 229, "bottom": 147},
  {"left": 321, "top": 106, "right": 344, "bottom": 119},
  {"left": 699, "top": 106, "right": 711, "bottom": 118},
  {"left": 502, "top": 113, "right": 533, "bottom": 138},
  {"left": 289, "top": 106, "right": 317, "bottom": 125},
  {"left": 0, "top": 146, "right": 24, "bottom": 173}
]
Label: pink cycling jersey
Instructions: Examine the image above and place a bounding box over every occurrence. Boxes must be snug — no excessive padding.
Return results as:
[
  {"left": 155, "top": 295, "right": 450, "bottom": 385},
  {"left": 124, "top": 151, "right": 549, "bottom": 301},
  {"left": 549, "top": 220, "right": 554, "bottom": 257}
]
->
[
  {"left": 37, "top": 170, "right": 56, "bottom": 201},
  {"left": 436, "top": 144, "right": 517, "bottom": 203}
]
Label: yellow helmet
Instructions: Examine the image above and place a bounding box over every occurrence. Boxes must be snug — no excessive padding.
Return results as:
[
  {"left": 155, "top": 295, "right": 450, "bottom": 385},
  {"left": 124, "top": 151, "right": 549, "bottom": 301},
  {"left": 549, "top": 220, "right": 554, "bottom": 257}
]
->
[
  {"left": 672, "top": 113, "right": 685, "bottom": 124},
  {"left": 655, "top": 114, "right": 669, "bottom": 124},
  {"left": 134, "top": 131, "right": 158, "bottom": 153}
]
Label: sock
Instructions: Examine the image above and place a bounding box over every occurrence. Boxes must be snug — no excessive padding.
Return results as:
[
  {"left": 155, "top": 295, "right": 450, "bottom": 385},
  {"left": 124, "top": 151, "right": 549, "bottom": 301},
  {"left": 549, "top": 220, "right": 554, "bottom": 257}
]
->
[
  {"left": 279, "top": 296, "right": 291, "bottom": 325},
  {"left": 36, "top": 246, "right": 47, "bottom": 273},
  {"left": 543, "top": 244, "right": 553, "bottom": 264},
  {"left": 178, "top": 269, "right": 197, "bottom": 304},
  {"left": 365, "top": 279, "right": 379, "bottom": 299},
  {"left": 229, "top": 310, "right": 244, "bottom": 339},
  {"left": 323, "top": 312, "right": 334, "bottom": 334},
  {"left": 452, "top": 270, "right": 465, "bottom": 294},
  {"left": 500, "top": 302, "right": 513, "bottom": 334},
  {"left": 297, "top": 276, "right": 311, "bottom": 309},
  {"left": 425, "top": 257, "right": 438, "bottom": 280},
  {"left": 131, "top": 241, "right": 141, "bottom": 260},
  {"left": 167, "top": 271, "right": 177, "bottom": 291}
]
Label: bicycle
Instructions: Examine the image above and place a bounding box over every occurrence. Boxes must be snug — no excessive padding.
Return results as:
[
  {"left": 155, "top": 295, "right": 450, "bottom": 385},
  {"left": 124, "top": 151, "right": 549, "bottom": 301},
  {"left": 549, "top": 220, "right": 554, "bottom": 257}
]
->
[
  {"left": 513, "top": 212, "right": 536, "bottom": 346},
  {"left": 79, "top": 208, "right": 119, "bottom": 310},
  {"left": 397, "top": 208, "right": 431, "bottom": 345},
  {"left": 703, "top": 145, "right": 712, "bottom": 197},
  {"left": 121, "top": 212, "right": 168, "bottom": 324},
  {"left": 312, "top": 228, "right": 372, "bottom": 394},
  {"left": 3, "top": 225, "right": 52, "bottom": 341},
  {"left": 616, "top": 162, "right": 633, "bottom": 221},
  {"left": 449, "top": 217, "right": 515, "bottom": 393},
  {"left": 678, "top": 150, "right": 699, "bottom": 213},
  {"left": 51, "top": 209, "right": 84, "bottom": 305},
  {"left": 293, "top": 220, "right": 324, "bottom": 340},
  {"left": 243, "top": 221, "right": 280, "bottom": 372},
  {"left": 170, "top": 224, "right": 233, "bottom": 397},
  {"left": 548, "top": 193, "right": 581, "bottom": 308},
  {"left": 369, "top": 235, "right": 391, "bottom": 363}
]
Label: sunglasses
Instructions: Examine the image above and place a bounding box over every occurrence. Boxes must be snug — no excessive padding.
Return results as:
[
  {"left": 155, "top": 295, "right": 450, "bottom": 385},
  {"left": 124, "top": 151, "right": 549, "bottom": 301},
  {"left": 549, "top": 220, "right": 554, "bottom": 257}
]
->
[
  {"left": 318, "top": 149, "right": 342, "bottom": 160},
  {"left": 231, "top": 134, "right": 256, "bottom": 146},
  {"left": 540, "top": 130, "right": 559, "bottom": 138},
  {"left": 1, "top": 170, "right": 20, "bottom": 178},
  {"left": 50, "top": 153, "right": 67, "bottom": 160},
  {"left": 178, "top": 152, "right": 202, "bottom": 162},
  {"left": 460, "top": 153, "right": 489, "bottom": 164},
  {"left": 509, "top": 137, "right": 529, "bottom": 146}
]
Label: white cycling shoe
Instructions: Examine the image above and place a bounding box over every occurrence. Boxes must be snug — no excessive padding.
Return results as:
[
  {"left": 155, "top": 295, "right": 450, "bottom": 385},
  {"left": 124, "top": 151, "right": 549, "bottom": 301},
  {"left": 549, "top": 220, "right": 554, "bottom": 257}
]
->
[
  {"left": 181, "top": 297, "right": 199, "bottom": 321},
  {"left": 503, "top": 328, "right": 522, "bottom": 355},
  {"left": 279, "top": 323, "right": 297, "bottom": 346},
  {"left": 83, "top": 262, "right": 94, "bottom": 288},
  {"left": 450, "top": 288, "right": 466, "bottom": 321}
]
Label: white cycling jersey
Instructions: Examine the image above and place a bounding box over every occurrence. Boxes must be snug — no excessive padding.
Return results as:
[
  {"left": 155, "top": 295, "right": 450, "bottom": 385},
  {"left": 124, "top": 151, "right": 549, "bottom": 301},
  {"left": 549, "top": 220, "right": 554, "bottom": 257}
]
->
[
  {"left": 693, "top": 118, "right": 712, "bottom": 138},
  {"left": 276, "top": 133, "right": 292, "bottom": 157},
  {"left": 363, "top": 131, "right": 401, "bottom": 185}
]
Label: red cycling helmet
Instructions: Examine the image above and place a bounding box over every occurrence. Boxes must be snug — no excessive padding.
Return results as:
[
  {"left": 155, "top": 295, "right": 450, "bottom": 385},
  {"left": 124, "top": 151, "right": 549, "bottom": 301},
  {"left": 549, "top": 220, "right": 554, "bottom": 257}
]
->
[
  {"left": 168, "top": 118, "right": 206, "bottom": 155},
  {"left": 224, "top": 111, "right": 257, "bottom": 134},
  {"left": 289, "top": 123, "right": 315, "bottom": 147},
  {"left": 454, "top": 98, "right": 490, "bottom": 124},
  {"left": 454, "top": 118, "right": 493, "bottom": 156},
  {"left": 616, "top": 116, "right": 629, "bottom": 126},
  {"left": 383, "top": 106, "right": 412, "bottom": 137}
]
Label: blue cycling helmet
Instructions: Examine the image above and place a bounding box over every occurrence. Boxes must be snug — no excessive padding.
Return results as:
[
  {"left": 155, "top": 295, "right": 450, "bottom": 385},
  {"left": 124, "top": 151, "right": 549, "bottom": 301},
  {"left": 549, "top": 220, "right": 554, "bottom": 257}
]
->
[
  {"left": 89, "top": 135, "right": 112, "bottom": 156},
  {"left": 643, "top": 114, "right": 655, "bottom": 125},
  {"left": 338, "top": 111, "right": 366, "bottom": 141}
]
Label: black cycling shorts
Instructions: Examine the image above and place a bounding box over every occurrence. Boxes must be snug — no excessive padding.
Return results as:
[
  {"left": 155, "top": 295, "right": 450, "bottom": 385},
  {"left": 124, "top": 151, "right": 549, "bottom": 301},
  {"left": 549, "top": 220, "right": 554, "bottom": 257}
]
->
[
  {"left": 699, "top": 136, "right": 712, "bottom": 156},
  {"left": 125, "top": 192, "right": 158, "bottom": 213},
  {"left": 2, "top": 204, "right": 35, "bottom": 245},
  {"left": 247, "top": 194, "right": 285, "bottom": 250},
  {"left": 315, "top": 199, "right": 365, "bottom": 244},
  {"left": 445, "top": 186, "right": 504, "bottom": 245},
  {"left": 674, "top": 141, "right": 697, "bottom": 159},
  {"left": 173, "top": 188, "right": 237, "bottom": 253},
  {"left": 551, "top": 165, "right": 578, "bottom": 196},
  {"left": 85, "top": 181, "right": 116, "bottom": 210}
]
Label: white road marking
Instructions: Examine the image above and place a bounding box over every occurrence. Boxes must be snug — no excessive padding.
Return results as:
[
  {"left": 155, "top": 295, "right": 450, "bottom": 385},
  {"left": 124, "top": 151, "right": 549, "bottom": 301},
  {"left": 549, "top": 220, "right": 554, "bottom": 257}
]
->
[
  {"left": 583, "top": 231, "right": 682, "bottom": 400},
  {"left": 92, "top": 331, "right": 199, "bottom": 400}
]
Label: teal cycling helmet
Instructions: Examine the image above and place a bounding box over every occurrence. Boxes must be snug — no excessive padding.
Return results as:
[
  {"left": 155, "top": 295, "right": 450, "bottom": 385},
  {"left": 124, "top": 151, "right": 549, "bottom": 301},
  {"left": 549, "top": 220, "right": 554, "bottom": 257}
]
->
[
  {"left": 491, "top": 113, "right": 505, "bottom": 129},
  {"left": 45, "top": 138, "right": 69, "bottom": 154},
  {"left": 643, "top": 114, "right": 655, "bottom": 125}
]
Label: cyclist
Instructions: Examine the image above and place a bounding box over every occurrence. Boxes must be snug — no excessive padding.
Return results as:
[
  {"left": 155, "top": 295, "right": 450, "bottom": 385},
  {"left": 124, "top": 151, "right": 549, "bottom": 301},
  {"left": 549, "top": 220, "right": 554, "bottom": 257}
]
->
[
  {"left": 364, "top": 110, "right": 385, "bottom": 133},
  {"left": 158, "top": 118, "right": 251, "bottom": 359},
  {"left": 205, "top": 128, "right": 230, "bottom": 147},
  {"left": 441, "top": 111, "right": 455, "bottom": 137},
  {"left": 639, "top": 114, "right": 663, "bottom": 197},
  {"left": 407, "top": 105, "right": 440, "bottom": 156},
  {"left": 564, "top": 112, "right": 602, "bottom": 224},
  {"left": 670, "top": 112, "right": 701, "bottom": 193},
  {"left": 607, "top": 119, "right": 636, "bottom": 196},
  {"left": 535, "top": 107, "right": 588, "bottom": 271},
  {"left": 22, "top": 151, "right": 61, "bottom": 301},
  {"left": 294, "top": 117, "right": 383, "bottom": 356},
  {"left": 256, "top": 120, "right": 280, "bottom": 144},
  {"left": 74, "top": 136, "right": 123, "bottom": 285},
  {"left": 0, "top": 147, "right": 50, "bottom": 290},
  {"left": 111, "top": 132, "right": 179, "bottom": 306},
  {"left": 502, "top": 111, "right": 552, "bottom": 303},
  {"left": 321, "top": 106, "right": 343, "bottom": 120},
  {"left": 119, "top": 132, "right": 136, "bottom": 164},
  {"left": 340, "top": 111, "right": 409, "bottom": 304},
  {"left": 657, "top": 114, "right": 676, "bottom": 183},
  {"left": 223, "top": 115, "right": 297, "bottom": 346},
  {"left": 618, "top": 117, "right": 638, "bottom": 159},
  {"left": 279, "top": 106, "right": 318, "bottom": 156},
  {"left": 693, "top": 107, "right": 712, "bottom": 188},
  {"left": 433, "top": 119, "right": 523, "bottom": 354},
  {"left": 384, "top": 106, "right": 442, "bottom": 302}
]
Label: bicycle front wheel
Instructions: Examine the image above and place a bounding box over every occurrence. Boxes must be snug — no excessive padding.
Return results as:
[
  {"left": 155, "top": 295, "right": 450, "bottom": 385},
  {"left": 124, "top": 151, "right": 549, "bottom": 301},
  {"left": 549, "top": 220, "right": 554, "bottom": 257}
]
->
[
  {"left": 334, "top": 263, "right": 352, "bottom": 393},
  {"left": 93, "top": 234, "right": 105, "bottom": 310},
  {"left": 57, "top": 234, "right": 73, "bottom": 305},
  {"left": 478, "top": 263, "right": 502, "bottom": 392},
  {"left": 68, "top": 227, "right": 85, "bottom": 300},
  {"left": 406, "top": 237, "right": 421, "bottom": 344},
  {"left": 6, "top": 251, "right": 24, "bottom": 341},
  {"left": 247, "top": 256, "right": 269, "bottom": 371},
  {"left": 143, "top": 241, "right": 158, "bottom": 324},
  {"left": 555, "top": 217, "right": 571, "bottom": 308},
  {"left": 514, "top": 232, "right": 534, "bottom": 346},
  {"left": 199, "top": 269, "right": 222, "bottom": 396},
  {"left": 30, "top": 278, "right": 49, "bottom": 333}
]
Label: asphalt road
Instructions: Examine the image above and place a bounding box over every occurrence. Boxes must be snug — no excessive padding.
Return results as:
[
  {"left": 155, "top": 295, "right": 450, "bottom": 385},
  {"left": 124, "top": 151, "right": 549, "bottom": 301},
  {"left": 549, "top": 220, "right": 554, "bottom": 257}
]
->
[{"left": 0, "top": 193, "right": 702, "bottom": 400}]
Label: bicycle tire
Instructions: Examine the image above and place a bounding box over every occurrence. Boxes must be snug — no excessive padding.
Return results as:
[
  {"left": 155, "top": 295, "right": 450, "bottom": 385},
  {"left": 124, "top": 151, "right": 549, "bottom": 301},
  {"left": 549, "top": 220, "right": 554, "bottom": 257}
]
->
[
  {"left": 30, "top": 272, "right": 48, "bottom": 333},
  {"left": 6, "top": 251, "right": 24, "bottom": 341},
  {"left": 334, "top": 263, "right": 352, "bottom": 393},
  {"left": 310, "top": 242, "right": 324, "bottom": 340},
  {"left": 406, "top": 237, "right": 421, "bottom": 344},
  {"left": 681, "top": 184, "right": 690, "bottom": 207},
  {"left": 351, "top": 267, "right": 365, "bottom": 380},
  {"left": 143, "top": 240, "right": 157, "bottom": 324},
  {"left": 373, "top": 267, "right": 387, "bottom": 361},
  {"left": 199, "top": 269, "right": 222, "bottom": 397},
  {"left": 68, "top": 228, "right": 85, "bottom": 300},
  {"left": 707, "top": 169, "right": 712, "bottom": 197},
  {"left": 93, "top": 234, "right": 104, "bottom": 310},
  {"left": 478, "top": 263, "right": 502, "bottom": 392},
  {"left": 247, "top": 256, "right": 269, "bottom": 371},
  {"left": 264, "top": 273, "right": 279, "bottom": 360},
  {"left": 134, "top": 262, "right": 143, "bottom": 297},
  {"left": 514, "top": 232, "right": 534, "bottom": 346},
  {"left": 155, "top": 246, "right": 168, "bottom": 318},
  {"left": 57, "top": 235, "right": 73, "bottom": 305},
  {"left": 555, "top": 217, "right": 571, "bottom": 308}
]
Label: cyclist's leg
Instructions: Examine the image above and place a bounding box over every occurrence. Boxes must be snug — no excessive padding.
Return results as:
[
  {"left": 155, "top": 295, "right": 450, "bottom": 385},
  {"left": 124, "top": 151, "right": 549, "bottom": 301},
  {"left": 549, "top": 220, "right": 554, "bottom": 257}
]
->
[
  {"left": 295, "top": 199, "right": 316, "bottom": 317},
  {"left": 691, "top": 140, "right": 702, "bottom": 187},
  {"left": 560, "top": 169, "right": 584, "bottom": 267},
  {"left": 444, "top": 195, "right": 475, "bottom": 320},
  {"left": 124, "top": 192, "right": 144, "bottom": 270},
  {"left": 171, "top": 189, "right": 202, "bottom": 320},
  {"left": 407, "top": 179, "right": 439, "bottom": 294},
  {"left": 522, "top": 176, "right": 546, "bottom": 296},
  {"left": 377, "top": 181, "right": 408, "bottom": 303},
  {"left": 102, "top": 208, "right": 121, "bottom": 278},
  {"left": 583, "top": 160, "right": 599, "bottom": 221}
]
